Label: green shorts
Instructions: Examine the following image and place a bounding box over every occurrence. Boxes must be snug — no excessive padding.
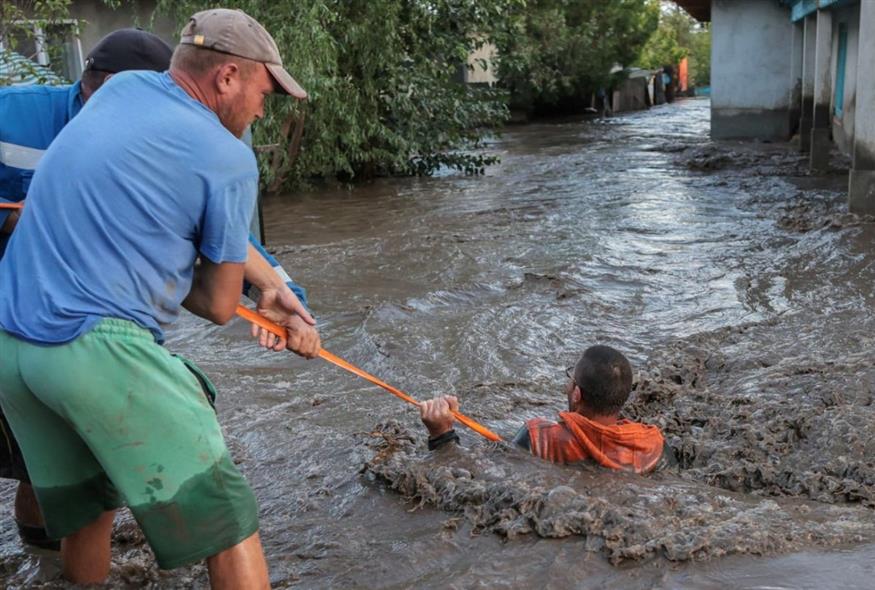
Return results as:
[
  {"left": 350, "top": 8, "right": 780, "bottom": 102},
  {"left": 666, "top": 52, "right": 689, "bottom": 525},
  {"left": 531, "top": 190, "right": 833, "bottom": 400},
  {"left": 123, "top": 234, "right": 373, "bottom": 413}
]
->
[{"left": 0, "top": 319, "right": 259, "bottom": 569}]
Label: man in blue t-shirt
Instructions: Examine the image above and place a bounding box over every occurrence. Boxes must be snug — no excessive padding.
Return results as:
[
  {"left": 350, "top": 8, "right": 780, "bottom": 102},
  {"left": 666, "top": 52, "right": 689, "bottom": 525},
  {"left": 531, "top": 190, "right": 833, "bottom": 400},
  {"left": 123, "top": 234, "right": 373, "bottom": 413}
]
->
[
  {"left": 0, "top": 28, "right": 313, "bottom": 313},
  {"left": 0, "top": 9, "right": 310, "bottom": 586},
  {"left": 0, "top": 27, "right": 320, "bottom": 553}
]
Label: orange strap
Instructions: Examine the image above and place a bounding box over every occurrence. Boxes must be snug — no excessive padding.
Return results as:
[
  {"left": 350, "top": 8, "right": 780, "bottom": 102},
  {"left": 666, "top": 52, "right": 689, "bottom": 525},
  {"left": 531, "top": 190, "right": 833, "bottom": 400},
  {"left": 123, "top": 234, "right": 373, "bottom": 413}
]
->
[
  {"left": 0, "top": 202, "right": 23, "bottom": 210},
  {"left": 236, "top": 304, "right": 502, "bottom": 442}
]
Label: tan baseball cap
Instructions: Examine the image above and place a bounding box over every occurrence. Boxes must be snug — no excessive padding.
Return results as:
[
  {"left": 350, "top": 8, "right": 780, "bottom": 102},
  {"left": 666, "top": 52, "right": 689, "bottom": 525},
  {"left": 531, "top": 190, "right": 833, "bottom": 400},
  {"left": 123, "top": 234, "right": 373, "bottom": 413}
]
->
[{"left": 179, "top": 8, "right": 306, "bottom": 99}]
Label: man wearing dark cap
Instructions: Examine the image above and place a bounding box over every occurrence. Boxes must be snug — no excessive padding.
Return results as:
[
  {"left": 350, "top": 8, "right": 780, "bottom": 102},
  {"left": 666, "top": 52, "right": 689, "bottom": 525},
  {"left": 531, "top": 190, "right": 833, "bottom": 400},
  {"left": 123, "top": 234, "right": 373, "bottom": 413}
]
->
[
  {"left": 0, "top": 28, "right": 172, "bottom": 248},
  {"left": 0, "top": 9, "right": 305, "bottom": 587}
]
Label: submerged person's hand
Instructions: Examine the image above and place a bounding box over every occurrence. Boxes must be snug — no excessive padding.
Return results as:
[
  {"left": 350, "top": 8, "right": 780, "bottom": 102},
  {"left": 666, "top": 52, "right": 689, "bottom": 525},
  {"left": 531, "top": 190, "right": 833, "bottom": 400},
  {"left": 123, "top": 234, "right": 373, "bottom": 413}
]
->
[
  {"left": 419, "top": 395, "right": 459, "bottom": 438},
  {"left": 252, "top": 287, "right": 320, "bottom": 358}
]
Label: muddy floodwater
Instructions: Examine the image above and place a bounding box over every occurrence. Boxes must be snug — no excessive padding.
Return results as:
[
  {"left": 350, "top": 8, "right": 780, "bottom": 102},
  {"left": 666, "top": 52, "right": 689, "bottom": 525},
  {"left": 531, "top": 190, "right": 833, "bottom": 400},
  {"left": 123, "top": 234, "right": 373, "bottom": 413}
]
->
[{"left": 5, "top": 99, "right": 875, "bottom": 588}]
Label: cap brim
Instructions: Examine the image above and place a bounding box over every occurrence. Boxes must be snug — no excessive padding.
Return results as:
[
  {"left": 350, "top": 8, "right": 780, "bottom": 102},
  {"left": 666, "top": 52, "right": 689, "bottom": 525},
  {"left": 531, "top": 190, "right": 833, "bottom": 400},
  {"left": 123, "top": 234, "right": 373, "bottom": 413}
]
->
[{"left": 265, "top": 63, "right": 307, "bottom": 99}]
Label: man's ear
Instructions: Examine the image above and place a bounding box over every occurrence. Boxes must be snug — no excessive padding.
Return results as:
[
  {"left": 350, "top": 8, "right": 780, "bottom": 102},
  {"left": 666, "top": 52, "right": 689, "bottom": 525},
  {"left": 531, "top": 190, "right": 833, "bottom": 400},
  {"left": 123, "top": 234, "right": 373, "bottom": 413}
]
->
[
  {"left": 215, "top": 62, "right": 241, "bottom": 96},
  {"left": 570, "top": 384, "right": 582, "bottom": 408}
]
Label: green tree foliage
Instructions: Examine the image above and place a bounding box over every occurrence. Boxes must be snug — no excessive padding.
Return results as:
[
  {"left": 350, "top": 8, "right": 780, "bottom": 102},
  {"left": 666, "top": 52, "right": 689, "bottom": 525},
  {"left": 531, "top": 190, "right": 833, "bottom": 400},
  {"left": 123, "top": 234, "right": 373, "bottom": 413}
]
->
[
  {"left": 687, "top": 23, "right": 710, "bottom": 87},
  {"left": 6, "top": 1, "right": 671, "bottom": 189},
  {"left": 497, "top": 0, "right": 659, "bottom": 114},
  {"left": 155, "top": 0, "right": 520, "bottom": 190},
  {"left": 638, "top": 3, "right": 710, "bottom": 86},
  {"left": 155, "top": 1, "right": 663, "bottom": 189}
]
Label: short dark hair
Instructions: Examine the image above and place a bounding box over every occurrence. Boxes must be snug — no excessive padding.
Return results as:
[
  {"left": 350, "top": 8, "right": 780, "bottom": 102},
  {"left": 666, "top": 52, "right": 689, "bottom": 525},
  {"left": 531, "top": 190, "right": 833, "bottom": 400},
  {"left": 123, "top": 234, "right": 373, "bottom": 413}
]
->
[
  {"left": 80, "top": 69, "right": 111, "bottom": 96},
  {"left": 573, "top": 345, "right": 633, "bottom": 415}
]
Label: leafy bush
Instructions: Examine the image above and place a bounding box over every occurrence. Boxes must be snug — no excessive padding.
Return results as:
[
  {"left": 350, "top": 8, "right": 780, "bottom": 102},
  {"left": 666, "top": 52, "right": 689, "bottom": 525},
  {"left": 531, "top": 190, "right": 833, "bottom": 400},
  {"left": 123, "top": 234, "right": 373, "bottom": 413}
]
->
[
  {"left": 496, "top": 0, "right": 659, "bottom": 115},
  {"left": 638, "top": 4, "right": 710, "bottom": 87}
]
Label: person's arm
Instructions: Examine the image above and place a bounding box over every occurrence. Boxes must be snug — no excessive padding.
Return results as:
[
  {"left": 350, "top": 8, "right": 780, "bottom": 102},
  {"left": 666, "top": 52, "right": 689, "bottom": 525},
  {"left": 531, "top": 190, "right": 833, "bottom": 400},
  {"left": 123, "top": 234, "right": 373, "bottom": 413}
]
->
[
  {"left": 0, "top": 194, "right": 24, "bottom": 236},
  {"left": 244, "top": 242, "right": 321, "bottom": 358},
  {"left": 511, "top": 424, "right": 531, "bottom": 451},
  {"left": 0, "top": 206, "right": 20, "bottom": 235},
  {"left": 653, "top": 442, "right": 678, "bottom": 471},
  {"left": 419, "top": 396, "right": 461, "bottom": 450},
  {"left": 182, "top": 258, "right": 245, "bottom": 324},
  {"left": 245, "top": 235, "right": 309, "bottom": 309}
]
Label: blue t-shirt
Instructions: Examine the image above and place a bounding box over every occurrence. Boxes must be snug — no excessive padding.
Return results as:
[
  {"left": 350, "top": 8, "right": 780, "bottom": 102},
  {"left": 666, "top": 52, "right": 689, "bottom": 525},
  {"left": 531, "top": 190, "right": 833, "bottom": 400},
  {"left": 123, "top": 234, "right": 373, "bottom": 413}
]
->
[
  {"left": 0, "top": 82, "right": 83, "bottom": 255},
  {"left": 0, "top": 71, "right": 256, "bottom": 344}
]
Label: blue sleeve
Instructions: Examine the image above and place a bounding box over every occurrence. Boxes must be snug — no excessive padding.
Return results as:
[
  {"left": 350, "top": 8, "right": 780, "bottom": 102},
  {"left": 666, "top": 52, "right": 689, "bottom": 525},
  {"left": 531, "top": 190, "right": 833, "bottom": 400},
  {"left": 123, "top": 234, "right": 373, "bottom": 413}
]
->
[
  {"left": 244, "top": 234, "right": 310, "bottom": 309},
  {"left": 198, "top": 177, "right": 256, "bottom": 264}
]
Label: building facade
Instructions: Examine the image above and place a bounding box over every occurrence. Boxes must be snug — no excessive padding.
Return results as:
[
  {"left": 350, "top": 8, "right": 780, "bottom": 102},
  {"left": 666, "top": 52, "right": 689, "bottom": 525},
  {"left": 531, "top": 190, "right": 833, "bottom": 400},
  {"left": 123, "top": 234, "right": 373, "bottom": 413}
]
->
[{"left": 676, "top": 0, "right": 875, "bottom": 214}]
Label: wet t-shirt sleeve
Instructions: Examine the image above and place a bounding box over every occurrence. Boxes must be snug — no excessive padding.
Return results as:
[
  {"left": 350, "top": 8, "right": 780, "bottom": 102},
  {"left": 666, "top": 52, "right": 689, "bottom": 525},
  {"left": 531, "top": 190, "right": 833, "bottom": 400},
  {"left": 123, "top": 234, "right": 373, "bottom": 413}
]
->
[
  {"left": 511, "top": 424, "right": 531, "bottom": 451},
  {"left": 427, "top": 429, "right": 461, "bottom": 451},
  {"left": 198, "top": 177, "right": 257, "bottom": 264}
]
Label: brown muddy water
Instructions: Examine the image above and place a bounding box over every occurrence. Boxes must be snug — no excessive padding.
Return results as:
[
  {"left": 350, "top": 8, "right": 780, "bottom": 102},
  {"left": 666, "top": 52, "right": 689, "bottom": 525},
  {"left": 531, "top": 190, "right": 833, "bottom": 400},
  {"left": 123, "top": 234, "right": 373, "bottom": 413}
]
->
[{"left": 4, "top": 98, "right": 875, "bottom": 588}]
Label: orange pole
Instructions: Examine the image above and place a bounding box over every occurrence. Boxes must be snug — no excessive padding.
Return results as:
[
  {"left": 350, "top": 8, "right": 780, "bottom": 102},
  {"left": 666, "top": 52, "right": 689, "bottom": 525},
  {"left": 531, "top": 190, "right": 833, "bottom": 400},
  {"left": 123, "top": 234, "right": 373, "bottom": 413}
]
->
[
  {"left": 0, "top": 203, "right": 23, "bottom": 210},
  {"left": 236, "top": 304, "right": 503, "bottom": 442}
]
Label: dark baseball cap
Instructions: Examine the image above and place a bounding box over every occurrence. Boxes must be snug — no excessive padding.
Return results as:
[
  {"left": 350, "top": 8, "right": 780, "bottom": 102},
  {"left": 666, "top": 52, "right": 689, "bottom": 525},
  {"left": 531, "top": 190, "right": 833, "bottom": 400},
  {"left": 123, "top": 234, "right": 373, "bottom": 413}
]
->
[
  {"left": 179, "top": 8, "right": 307, "bottom": 99},
  {"left": 84, "top": 28, "right": 172, "bottom": 74}
]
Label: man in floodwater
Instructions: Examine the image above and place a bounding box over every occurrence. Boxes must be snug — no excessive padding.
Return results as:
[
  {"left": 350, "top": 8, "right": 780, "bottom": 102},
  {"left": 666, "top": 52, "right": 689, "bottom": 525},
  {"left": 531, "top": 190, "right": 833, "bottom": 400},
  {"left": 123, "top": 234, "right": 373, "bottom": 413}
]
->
[
  {"left": 0, "top": 9, "right": 307, "bottom": 587},
  {"left": 420, "top": 345, "right": 666, "bottom": 473}
]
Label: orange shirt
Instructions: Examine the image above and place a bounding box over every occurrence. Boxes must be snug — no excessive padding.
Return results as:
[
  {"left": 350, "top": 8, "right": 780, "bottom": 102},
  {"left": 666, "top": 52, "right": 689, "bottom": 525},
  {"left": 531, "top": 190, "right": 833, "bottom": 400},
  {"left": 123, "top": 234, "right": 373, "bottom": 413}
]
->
[{"left": 526, "top": 412, "right": 664, "bottom": 474}]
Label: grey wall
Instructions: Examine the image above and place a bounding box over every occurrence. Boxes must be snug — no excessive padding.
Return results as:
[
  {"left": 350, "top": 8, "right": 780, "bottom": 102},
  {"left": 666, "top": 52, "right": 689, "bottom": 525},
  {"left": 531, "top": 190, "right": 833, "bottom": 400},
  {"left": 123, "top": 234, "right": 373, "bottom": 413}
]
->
[
  {"left": 711, "top": 0, "right": 796, "bottom": 140},
  {"left": 789, "top": 20, "right": 804, "bottom": 137},
  {"left": 831, "top": 4, "right": 860, "bottom": 155},
  {"left": 70, "top": 0, "right": 178, "bottom": 79}
]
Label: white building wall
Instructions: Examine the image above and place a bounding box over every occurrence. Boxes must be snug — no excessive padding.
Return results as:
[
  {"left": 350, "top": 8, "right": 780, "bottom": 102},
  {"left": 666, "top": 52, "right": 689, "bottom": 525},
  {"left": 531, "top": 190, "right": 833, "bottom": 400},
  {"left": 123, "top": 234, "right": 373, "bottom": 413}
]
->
[
  {"left": 849, "top": 0, "right": 875, "bottom": 213},
  {"left": 789, "top": 20, "right": 804, "bottom": 136},
  {"left": 831, "top": 4, "right": 860, "bottom": 155},
  {"left": 711, "top": 0, "right": 796, "bottom": 139},
  {"left": 465, "top": 42, "right": 498, "bottom": 85}
]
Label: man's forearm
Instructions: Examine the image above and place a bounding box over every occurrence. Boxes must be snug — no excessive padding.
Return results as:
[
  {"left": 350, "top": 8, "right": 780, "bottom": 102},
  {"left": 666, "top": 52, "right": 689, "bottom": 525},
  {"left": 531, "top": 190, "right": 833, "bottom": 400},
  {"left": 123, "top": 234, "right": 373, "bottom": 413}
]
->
[
  {"left": 245, "top": 236, "right": 310, "bottom": 308},
  {"left": 244, "top": 242, "right": 286, "bottom": 292}
]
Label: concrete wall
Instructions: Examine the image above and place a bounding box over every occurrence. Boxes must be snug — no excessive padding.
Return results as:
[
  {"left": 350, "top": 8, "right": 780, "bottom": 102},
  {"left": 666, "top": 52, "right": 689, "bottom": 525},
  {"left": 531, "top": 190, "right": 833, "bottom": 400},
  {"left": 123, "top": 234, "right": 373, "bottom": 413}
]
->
[
  {"left": 799, "top": 14, "right": 817, "bottom": 151},
  {"left": 711, "top": 0, "right": 796, "bottom": 140},
  {"left": 830, "top": 4, "right": 859, "bottom": 155},
  {"left": 848, "top": 0, "right": 875, "bottom": 213},
  {"left": 788, "top": 20, "right": 804, "bottom": 137},
  {"left": 70, "top": 0, "right": 177, "bottom": 76},
  {"left": 612, "top": 76, "right": 650, "bottom": 113}
]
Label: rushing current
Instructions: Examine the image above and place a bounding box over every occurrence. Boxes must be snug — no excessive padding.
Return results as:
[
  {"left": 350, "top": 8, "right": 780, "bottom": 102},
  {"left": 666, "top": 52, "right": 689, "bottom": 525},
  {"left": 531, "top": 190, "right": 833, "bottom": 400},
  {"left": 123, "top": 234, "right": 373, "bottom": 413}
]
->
[{"left": 3, "top": 98, "right": 875, "bottom": 588}]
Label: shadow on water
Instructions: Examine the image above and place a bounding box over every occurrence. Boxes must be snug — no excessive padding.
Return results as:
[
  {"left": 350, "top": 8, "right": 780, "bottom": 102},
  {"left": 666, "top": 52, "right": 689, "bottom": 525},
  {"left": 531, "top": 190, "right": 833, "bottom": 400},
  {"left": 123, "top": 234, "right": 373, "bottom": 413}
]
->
[{"left": 5, "top": 98, "right": 875, "bottom": 588}]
